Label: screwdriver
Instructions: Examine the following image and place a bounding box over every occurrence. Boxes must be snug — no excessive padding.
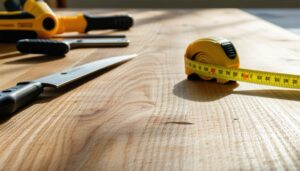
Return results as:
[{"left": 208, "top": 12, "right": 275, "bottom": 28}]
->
[{"left": 17, "top": 37, "right": 130, "bottom": 56}]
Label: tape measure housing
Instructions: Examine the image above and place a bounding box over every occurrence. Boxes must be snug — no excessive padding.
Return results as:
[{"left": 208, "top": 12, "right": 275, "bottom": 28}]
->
[{"left": 184, "top": 37, "right": 300, "bottom": 89}]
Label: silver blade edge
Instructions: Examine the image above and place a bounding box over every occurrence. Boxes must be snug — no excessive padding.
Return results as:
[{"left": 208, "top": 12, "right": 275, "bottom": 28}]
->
[
  {"left": 34, "top": 54, "right": 137, "bottom": 88},
  {"left": 68, "top": 38, "right": 129, "bottom": 48}
]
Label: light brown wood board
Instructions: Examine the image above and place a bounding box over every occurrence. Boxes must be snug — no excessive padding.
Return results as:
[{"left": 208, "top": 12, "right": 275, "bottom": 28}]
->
[{"left": 0, "top": 9, "right": 299, "bottom": 170}]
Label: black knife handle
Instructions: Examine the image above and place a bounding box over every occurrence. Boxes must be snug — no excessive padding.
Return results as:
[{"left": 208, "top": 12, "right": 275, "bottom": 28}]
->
[
  {"left": 17, "top": 39, "right": 70, "bottom": 56},
  {"left": 0, "top": 82, "right": 43, "bottom": 116},
  {"left": 84, "top": 15, "right": 134, "bottom": 32}
]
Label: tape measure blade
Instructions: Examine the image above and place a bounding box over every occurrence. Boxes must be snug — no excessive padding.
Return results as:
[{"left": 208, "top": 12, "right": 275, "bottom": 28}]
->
[{"left": 185, "top": 57, "right": 300, "bottom": 89}]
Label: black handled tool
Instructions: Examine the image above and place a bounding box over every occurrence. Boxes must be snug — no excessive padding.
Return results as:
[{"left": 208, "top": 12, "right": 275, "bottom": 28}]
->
[
  {"left": 0, "top": 54, "right": 137, "bottom": 116},
  {"left": 83, "top": 15, "right": 133, "bottom": 32},
  {"left": 17, "top": 37, "right": 130, "bottom": 56}
]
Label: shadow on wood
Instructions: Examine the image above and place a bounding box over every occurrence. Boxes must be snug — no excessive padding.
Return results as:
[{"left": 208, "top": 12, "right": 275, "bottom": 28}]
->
[
  {"left": 173, "top": 79, "right": 300, "bottom": 101},
  {"left": 173, "top": 79, "right": 238, "bottom": 102},
  {"left": 0, "top": 52, "right": 25, "bottom": 60},
  {"left": 233, "top": 89, "right": 300, "bottom": 101},
  {"left": 4, "top": 54, "right": 65, "bottom": 64},
  {"left": 0, "top": 44, "right": 20, "bottom": 59}
]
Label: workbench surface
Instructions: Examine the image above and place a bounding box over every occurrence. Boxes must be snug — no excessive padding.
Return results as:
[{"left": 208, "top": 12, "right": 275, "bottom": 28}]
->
[{"left": 0, "top": 9, "right": 299, "bottom": 170}]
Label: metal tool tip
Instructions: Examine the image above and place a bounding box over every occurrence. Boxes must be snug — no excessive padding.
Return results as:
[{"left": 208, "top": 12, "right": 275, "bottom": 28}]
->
[
  {"left": 128, "top": 54, "right": 138, "bottom": 59},
  {"left": 120, "top": 54, "right": 138, "bottom": 61}
]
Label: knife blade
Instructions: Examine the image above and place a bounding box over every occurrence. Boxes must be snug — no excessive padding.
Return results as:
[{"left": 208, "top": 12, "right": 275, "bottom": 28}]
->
[{"left": 0, "top": 54, "right": 137, "bottom": 116}]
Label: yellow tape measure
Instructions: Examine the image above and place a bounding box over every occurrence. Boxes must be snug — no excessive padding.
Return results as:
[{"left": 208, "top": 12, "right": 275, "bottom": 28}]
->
[{"left": 184, "top": 37, "right": 300, "bottom": 89}]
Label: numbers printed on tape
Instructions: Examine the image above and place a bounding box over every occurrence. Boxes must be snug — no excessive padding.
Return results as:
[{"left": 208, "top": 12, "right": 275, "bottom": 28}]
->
[{"left": 185, "top": 57, "right": 300, "bottom": 89}]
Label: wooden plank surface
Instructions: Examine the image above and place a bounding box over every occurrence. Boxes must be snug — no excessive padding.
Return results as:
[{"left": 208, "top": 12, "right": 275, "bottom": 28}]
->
[{"left": 0, "top": 9, "right": 300, "bottom": 170}]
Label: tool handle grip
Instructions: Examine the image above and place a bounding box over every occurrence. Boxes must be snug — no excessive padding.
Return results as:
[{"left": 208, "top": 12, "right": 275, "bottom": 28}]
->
[
  {"left": 84, "top": 15, "right": 134, "bottom": 32},
  {"left": 0, "top": 82, "right": 43, "bottom": 116},
  {"left": 17, "top": 39, "right": 70, "bottom": 56}
]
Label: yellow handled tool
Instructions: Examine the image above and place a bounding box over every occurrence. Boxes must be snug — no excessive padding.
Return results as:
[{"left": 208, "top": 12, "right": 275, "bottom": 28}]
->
[
  {"left": 0, "top": 0, "right": 133, "bottom": 42},
  {"left": 185, "top": 37, "right": 300, "bottom": 89}
]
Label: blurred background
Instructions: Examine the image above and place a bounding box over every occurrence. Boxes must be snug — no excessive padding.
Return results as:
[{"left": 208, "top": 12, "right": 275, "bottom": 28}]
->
[
  {"left": 0, "top": 0, "right": 299, "bottom": 34},
  {"left": 45, "top": 0, "right": 300, "bottom": 8},
  {"left": 1, "top": 0, "right": 299, "bottom": 9}
]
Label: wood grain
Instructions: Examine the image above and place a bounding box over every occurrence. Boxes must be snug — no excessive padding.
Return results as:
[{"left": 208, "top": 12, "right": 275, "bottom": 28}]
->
[{"left": 0, "top": 9, "right": 299, "bottom": 170}]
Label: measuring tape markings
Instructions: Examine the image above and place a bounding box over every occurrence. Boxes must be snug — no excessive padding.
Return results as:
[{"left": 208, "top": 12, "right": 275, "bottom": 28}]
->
[{"left": 185, "top": 57, "right": 300, "bottom": 89}]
